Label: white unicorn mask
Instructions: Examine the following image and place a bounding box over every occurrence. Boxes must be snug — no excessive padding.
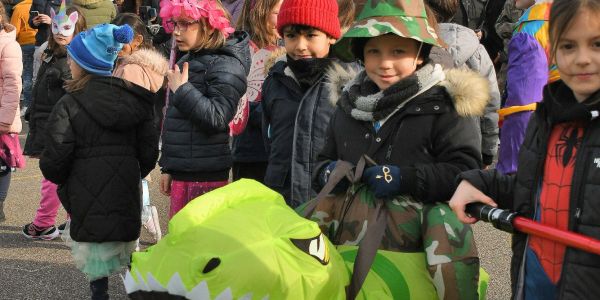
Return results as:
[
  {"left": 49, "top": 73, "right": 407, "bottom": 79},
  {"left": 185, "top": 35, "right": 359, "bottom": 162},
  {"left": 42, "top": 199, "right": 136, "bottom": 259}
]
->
[{"left": 50, "top": 0, "right": 78, "bottom": 36}]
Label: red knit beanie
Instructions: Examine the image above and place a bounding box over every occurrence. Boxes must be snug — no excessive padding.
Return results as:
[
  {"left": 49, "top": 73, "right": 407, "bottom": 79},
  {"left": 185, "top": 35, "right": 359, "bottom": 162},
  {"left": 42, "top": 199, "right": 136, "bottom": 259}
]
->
[{"left": 276, "top": 0, "right": 341, "bottom": 39}]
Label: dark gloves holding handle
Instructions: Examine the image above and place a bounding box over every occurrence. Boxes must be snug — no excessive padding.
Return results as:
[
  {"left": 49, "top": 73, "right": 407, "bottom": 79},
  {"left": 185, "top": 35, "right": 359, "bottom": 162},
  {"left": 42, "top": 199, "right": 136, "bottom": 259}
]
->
[{"left": 362, "top": 165, "right": 402, "bottom": 199}]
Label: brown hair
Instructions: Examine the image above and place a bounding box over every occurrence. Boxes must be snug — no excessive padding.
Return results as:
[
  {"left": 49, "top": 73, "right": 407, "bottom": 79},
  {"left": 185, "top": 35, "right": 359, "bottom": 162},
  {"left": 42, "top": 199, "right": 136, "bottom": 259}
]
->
[
  {"left": 549, "top": 0, "right": 600, "bottom": 62},
  {"left": 337, "top": 0, "right": 355, "bottom": 34},
  {"left": 47, "top": 6, "right": 87, "bottom": 58},
  {"left": 64, "top": 68, "right": 93, "bottom": 92},
  {"left": 236, "top": 0, "right": 281, "bottom": 48},
  {"left": 191, "top": 3, "right": 230, "bottom": 51},
  {"left": 112, "top": 13, "right": 153, "bottom": 49},
  {"left": 0, "top": 4, "right": 12, "bottom": 32},
  {"left": 425, "top": 0, "right": 459, "bottom": 23}
]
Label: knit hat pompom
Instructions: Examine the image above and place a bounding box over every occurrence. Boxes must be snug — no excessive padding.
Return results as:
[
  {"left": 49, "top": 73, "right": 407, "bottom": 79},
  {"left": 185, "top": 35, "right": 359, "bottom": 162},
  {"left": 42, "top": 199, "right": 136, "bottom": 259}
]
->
[{"left": 113, "top": 24, "right": 134, "bottom": 44}]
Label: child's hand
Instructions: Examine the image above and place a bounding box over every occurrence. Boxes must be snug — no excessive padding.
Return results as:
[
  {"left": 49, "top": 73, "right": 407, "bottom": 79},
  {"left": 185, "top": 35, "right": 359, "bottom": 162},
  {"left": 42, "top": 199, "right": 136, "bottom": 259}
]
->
[
  {"left": 449, "top": 180, "right": 497, "bottom": 224},
  {"left": 166, "top": 62, "right": 189, "bottom": 93},
  {"left": 33, "top": 14, "right": 52, "bottom": 26},
  {"left": 160, "top": 173, "right": 172, "bottom": 196}
]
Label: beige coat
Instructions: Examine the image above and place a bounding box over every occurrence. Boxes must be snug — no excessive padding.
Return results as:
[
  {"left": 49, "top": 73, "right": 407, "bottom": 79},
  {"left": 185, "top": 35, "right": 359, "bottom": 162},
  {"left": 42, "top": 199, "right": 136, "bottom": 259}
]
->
[
  {"left": 0, "top": 25, "right": 22, "bottom": 133},
  {"left": 113, "top": 48, "right": 168, "bottom": 93}
]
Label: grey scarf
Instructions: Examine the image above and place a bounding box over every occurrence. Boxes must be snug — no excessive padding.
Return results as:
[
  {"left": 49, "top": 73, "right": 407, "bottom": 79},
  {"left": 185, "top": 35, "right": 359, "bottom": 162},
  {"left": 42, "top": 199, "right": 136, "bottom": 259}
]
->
[{"left": 339, "top": 64, "right": 445, "bottom": 121}]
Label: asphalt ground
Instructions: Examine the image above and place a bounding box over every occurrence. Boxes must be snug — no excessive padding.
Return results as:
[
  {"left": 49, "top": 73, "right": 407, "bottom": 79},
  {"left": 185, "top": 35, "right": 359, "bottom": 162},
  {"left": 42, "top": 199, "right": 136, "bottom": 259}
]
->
[{"left": 0, "top": 121, "right": 513, "bottom": 299}]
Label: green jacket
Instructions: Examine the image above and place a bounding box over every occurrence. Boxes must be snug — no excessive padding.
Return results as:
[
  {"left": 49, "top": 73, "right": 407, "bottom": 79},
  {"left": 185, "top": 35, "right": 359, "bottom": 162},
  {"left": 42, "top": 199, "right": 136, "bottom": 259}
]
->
[{"left": 74, "top": 0, "right": 116, "bottom": 28}]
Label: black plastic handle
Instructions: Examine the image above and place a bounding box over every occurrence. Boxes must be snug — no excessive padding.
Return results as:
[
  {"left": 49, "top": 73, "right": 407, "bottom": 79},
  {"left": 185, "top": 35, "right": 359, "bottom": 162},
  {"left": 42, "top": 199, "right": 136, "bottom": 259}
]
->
[{"left": 465, "top": 203, "right": 517, "bottom": 233}]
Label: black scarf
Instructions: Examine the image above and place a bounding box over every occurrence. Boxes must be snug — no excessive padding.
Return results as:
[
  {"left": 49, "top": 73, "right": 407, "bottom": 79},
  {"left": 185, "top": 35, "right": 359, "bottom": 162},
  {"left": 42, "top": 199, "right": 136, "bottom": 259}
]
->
[{"left": 286, "top": 55, "right": 333, "bottom": 91}]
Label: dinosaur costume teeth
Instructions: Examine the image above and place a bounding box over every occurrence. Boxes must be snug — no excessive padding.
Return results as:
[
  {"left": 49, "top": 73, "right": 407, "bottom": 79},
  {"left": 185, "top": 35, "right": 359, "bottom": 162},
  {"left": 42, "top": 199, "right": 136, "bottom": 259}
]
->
[{"left": 123, "top": 271, "right": 262, "bottom": 300}]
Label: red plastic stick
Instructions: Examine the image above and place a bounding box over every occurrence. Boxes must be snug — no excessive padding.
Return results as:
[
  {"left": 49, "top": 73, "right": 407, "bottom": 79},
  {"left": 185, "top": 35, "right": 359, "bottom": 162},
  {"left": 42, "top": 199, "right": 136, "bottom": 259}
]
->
[{"left": 513, "top": 217, "right": 600, "bottom": 256}]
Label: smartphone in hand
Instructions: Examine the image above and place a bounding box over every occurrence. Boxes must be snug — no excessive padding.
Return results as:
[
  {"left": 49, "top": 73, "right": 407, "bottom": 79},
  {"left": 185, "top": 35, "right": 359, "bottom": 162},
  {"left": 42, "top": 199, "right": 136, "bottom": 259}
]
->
[{"left": 29, "top": 10, "right": 39, "bottom": 19}]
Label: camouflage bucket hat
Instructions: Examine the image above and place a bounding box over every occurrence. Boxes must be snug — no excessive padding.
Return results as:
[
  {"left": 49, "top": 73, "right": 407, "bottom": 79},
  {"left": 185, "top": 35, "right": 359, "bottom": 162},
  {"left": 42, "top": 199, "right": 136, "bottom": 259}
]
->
[{"left": 333, "top": 0, "right": 444, "bottom": 62}]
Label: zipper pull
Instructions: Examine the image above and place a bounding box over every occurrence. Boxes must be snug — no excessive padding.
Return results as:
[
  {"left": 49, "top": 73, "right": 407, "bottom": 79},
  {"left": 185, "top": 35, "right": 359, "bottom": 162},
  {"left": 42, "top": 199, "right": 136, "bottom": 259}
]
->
[{"left": 575, "top": 208, "right": 582, "bottom": 219}]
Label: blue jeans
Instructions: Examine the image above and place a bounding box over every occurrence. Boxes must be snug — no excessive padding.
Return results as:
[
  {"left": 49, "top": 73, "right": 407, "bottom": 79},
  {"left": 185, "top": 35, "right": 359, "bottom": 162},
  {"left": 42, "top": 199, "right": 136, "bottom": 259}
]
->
[{"left": 21, "top": 45, "right": 35, "bottom": 107}]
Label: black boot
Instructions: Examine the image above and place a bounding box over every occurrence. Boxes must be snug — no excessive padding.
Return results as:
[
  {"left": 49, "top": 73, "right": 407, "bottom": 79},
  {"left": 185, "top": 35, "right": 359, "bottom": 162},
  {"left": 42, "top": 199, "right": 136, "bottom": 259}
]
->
[
  {"left": 90, "top": 277, "right": 109, "bottom": 300},
  {"left": 0, "top": 201, "right": 5, "bottom": 222}
]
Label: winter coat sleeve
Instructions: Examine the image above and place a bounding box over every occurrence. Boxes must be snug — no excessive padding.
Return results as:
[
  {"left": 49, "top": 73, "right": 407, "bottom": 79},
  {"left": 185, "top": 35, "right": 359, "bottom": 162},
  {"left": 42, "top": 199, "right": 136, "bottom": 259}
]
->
[
  {"left": 39, "top": 98, "right": 75, "bottom": 184},
  {"left": 136, "top": 118, "right": 159, "bottom": 178},
  {"left": 28, "top": 0, "right": 45, "bottom": 29},
  {"left": 171, "top": 59, "right": 247, "bottom": 132},
  {"left": 408, "top": 111, "right": 482, "bottom": 204},
  {"left": 0, "top": 41, "right": 23, "bottom": 128},
  {"left": 248, "top": 101, "right": 263, "bottom": 128},
  {"left": 457, "top": 168, "right": 516, "bottom": 210},
  {"left": 466, "top": 44, "right": 500, "bottom": 165}
]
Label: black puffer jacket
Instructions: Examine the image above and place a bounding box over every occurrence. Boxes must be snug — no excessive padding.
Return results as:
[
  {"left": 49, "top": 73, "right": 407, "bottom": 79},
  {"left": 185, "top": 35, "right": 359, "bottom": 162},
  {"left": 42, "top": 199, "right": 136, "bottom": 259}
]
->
[
  {"left": 316, "top": 68, "right": 489, "bottom": 203},
  {"left": 459, "top": 81, "right": 600, "bottom": 299},
  {"left": 159, "top": 31, "right": 251, "bottom": 181},
  {"left": 40, "top": 77, "right": 158, "bottom": 242},
  {"left": 23, "top": 51, "right": 69, "bottom": 156},
  {"left": 261, "top": 59, "right": 357, "bottom": 206}
]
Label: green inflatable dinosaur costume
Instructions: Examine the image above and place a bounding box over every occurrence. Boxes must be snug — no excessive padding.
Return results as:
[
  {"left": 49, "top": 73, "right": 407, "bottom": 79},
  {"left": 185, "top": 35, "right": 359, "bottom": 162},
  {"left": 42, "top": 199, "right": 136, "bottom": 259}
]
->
[{"left": 124, "top": 180, "right": 488, "bottom": 299}]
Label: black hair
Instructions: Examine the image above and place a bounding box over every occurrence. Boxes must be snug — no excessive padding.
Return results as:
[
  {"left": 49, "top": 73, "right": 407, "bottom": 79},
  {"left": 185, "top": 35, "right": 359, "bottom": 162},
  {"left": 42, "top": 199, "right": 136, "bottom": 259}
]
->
[{"left": 282, "top": 24, "right": 334, "bottom": 37}]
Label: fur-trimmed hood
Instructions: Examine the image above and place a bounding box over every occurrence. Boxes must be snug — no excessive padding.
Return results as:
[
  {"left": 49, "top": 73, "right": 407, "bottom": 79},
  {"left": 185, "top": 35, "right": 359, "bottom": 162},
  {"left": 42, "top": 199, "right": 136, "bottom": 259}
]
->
[
  {"left": 439, "top": 68, "right": 490, "bottom": 117},
  {"left": 329, "top": 66, "right": 490, "bottom": 118},
  {"left": 113, "top": 48, "right": 169, "bottom": 93}
]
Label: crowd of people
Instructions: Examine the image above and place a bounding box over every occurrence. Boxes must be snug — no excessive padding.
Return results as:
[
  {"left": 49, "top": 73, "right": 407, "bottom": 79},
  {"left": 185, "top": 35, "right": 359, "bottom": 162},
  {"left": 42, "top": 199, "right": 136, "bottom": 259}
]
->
[{"left": 0, "top": 0, "right": 598, "bottom": 298}]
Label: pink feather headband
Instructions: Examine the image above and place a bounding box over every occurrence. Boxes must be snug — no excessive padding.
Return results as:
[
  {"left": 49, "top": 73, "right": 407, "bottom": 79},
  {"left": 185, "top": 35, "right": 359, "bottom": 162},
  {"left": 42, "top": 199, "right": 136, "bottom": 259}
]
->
[{"left": 159, "top": 0, "right": 235, "bottom": 38}]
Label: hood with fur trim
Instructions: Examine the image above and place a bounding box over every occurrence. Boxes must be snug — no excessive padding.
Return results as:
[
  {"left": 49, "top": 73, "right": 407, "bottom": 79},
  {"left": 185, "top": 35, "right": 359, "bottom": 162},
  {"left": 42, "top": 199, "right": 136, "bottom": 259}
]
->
[
  {"left": 113, "top": 48, "right": 169, "bottom": 93},
  {"left": 329, "top": 66, "right": 490, "bottom": 118}
]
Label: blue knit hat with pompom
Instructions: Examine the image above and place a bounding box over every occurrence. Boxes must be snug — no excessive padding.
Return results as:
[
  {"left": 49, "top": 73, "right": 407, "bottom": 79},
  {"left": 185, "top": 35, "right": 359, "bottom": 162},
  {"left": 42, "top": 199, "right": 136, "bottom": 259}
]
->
[{"left": 67, "top": 23, "right": 134, "bottom": 76}]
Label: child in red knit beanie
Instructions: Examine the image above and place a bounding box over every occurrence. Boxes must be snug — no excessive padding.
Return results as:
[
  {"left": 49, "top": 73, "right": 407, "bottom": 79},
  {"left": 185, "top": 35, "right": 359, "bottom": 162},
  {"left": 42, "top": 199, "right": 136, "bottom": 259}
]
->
[{"left": 261, "top": 0, "right": 358, "bottom": 206}]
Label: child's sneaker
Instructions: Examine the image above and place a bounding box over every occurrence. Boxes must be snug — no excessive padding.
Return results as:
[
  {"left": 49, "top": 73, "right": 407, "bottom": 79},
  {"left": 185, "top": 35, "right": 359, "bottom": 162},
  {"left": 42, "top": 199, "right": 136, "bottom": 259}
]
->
[
  {"left": 22, "top": 223, "right": 59, "bottom": 240},
  {"left": 57, "top": 222, "right": 67, "bottom": 235}
]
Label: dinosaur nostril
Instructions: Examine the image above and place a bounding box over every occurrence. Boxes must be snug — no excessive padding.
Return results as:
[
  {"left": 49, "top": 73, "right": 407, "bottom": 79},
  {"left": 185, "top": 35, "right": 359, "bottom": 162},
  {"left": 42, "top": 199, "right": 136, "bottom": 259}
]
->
[{"left": 202, "top": 258, "right": 221, "bottom": 273}]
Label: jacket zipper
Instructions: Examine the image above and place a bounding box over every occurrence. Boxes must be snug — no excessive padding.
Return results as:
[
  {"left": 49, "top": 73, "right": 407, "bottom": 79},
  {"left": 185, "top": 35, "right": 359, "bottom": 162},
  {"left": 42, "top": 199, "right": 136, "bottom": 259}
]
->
[{"left": 557, "top": 120, "right": 595, "bottom": 298}]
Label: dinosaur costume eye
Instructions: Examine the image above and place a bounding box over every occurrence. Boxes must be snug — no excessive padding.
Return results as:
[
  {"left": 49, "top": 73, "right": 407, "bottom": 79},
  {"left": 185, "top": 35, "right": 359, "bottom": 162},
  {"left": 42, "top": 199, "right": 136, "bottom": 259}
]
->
[
  {"left": 290, "top": 233, "right": 330, "bottom": 265},
  {"left": 202, "top": 257, "right": 221, "bottom": 273}
]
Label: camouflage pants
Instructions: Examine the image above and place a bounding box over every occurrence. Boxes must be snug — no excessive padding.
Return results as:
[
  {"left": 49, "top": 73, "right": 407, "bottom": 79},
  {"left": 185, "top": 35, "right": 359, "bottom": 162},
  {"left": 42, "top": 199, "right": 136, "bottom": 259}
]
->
[{"left": 309, "top": 190, "right": 480, "bottom": 300}]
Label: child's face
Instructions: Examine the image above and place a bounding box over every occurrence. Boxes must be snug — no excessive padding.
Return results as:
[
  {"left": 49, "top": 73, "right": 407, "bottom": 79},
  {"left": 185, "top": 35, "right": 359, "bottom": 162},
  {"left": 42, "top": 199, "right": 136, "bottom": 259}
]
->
[
  {"left": 53, "top": 33, "right": 73, "bottom": 46},
  {"left": 268, "top": 0, "right": 283, "bottom": 38},
  {"left": 363, "top": 34, "right": 423, "bottom": 91},
  {"left": 555, "top": 8, "right": 600, "bottom": 102},
  {"left": 515, "top": 0, "right": 535, "bottom": 10},
  {"left": 283, "top": 27, "right": 335, "bottom": 60},
  {"left": 171, "top": 17, "right": 202, "bottom": 51}
]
